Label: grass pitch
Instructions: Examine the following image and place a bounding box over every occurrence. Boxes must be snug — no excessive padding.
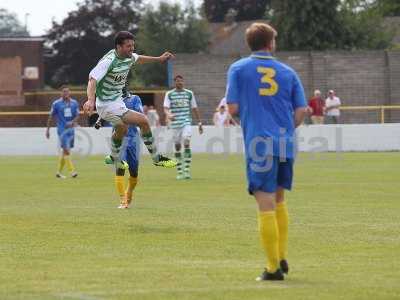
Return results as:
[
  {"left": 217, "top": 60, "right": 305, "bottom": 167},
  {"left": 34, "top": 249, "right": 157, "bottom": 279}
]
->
[{"left": 1, "top": 153, "right": 399, "bottom": 300}]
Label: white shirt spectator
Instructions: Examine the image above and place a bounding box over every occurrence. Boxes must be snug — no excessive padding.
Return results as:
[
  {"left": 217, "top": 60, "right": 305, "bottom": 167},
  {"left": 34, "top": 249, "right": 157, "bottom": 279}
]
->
[
  {"left": 147, "top": 107, "right": 160, "bottom": 127},
  {"left": 325, "top": 96, "right": 341, "bottom": 116},
  {"left": 213, "top": 111, "right": 229, "bottom": 127}
]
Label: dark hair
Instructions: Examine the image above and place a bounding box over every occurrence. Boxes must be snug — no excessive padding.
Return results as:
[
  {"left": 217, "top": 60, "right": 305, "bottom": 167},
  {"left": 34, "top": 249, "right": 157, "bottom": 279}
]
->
[
  {"left": 245, "top": 23, "right": 276, "bottom": 52},
  {"left": 114, "top": 31, "right": 134, "bottom": 48},
  {"left": 174, "top": 75, "right": 183, "bottom": 81}
]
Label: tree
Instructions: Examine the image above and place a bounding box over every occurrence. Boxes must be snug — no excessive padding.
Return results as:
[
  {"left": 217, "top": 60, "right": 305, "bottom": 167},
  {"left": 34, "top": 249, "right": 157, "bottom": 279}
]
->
[
  {"left": 270, "top": 0, "right": 393, "bottom": 51},
  {"left": 340, "top": 0, "right": 394, "bottom": 50},
  {"left": 204, "top": 0, "right": 270, "bottom": 23},
  {"left": 377, "top": 0, "right": 400, "bottom": 16},
  {"left": 45, "top": 0, "right": 143, "bottom": 87},
  {"left": 271, "top": 0, "right": 347, "bottom": 50},
  {"left": 0, "top": 8, "right": 29, "bottom": 37},
  {"left": 134, "top": 1, "right": 209, "bottom": 86}
]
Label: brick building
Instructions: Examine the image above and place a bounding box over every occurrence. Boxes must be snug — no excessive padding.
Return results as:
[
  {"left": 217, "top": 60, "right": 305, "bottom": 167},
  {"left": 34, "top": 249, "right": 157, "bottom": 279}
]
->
[{"left": 0, "top": 37, "right": 45, "bottom": 106}]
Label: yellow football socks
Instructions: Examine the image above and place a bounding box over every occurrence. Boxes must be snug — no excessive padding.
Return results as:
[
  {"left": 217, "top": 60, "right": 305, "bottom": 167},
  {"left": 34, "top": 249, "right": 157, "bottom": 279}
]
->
[
  {"left": 114, "top": 176, "right": 126, "bottom": 203},
  {"left": 126, "top": 177, "right": 138, "bottom": 205},
  {"left": 276, "top": 202, "right": 289, "bottom": 260},
  {"left": 64, "top": 155, "right": 75, "bottom": 173},
  {"left": 258, "top": 211, "right": 280, "bottom": 273},
  {"left": 57, "top": 155, "right": 65, "bottom": 173}
]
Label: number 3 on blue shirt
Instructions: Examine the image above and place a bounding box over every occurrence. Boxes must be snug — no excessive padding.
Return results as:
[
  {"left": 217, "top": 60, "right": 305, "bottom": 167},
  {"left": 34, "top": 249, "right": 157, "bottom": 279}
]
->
[{"left": 257, "top": 67, "right": 278, "bottom": 96}]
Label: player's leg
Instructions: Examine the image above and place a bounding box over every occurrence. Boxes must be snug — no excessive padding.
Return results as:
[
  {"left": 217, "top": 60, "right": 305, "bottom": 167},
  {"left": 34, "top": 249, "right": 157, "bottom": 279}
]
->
[
  {"left": 56, "top": 146, "right": 66, "bottom": 179},
  {"left": 174, "top": 142, "right": 184, "bottom": 180},
  {"left": 125, "top": 146, "right": 139, "bottom": 207},
  {"left": 182, "top": 125, "right": 193, "bottom": 179},
  {"left": 105, "top": 124, "right": 130, "bottom": 170},
  {"left": 249, "top": 156, "right": 283, "bottom": 281},
  {"left": 64, "top": 131, "right": 77, "bottom": 177},
  {"left": 122, "top": 110, "right": 176, "bottom": 168},
  {"left": 276, "top": 188, "right": 289, "bottom": 274},
  {"left": 97, "top": 99, "right": 131, "bottom": 170},
  {"left": 254, "top": 190, "right": 283, "bottom": 281},
  {"left": 125, "top": 170, "right": 138, "bottom": 207},
  {"left": 276, "top": 158, "right": 293, "bottom": 274},
  {"left": 173, "top": 129, "right": 183, "bottom": 179},
  {"left": 57, "top": 130, "right": 77, "bottom": 178},
  {"left": 183, "top": 140, "right": 192, "bottom": 179},
  {"left": 115, "top": 167, "right": 126, "bottom": 208},
  {"left": 105, "top": 122, "right": 128, "bottom": 168}
]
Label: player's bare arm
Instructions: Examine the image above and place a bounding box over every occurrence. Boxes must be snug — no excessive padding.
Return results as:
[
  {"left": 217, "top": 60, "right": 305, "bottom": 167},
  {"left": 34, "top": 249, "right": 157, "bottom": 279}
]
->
[
  {"left": 45, "top": 115, "right": 52, "bottom": 139},
  {"left": 84, "top": 77, "right": 97, "bottom": 115},
  {"left": 192, "top": 107, "right": 203, "bottom": 134},
  {"left": 227, "top": 103, "right": 239, "bottom": 116},
  {"left": 137, "top": 52, "right": 175, "bottom": 64},
  {"left": 164, "top": 107, "right": 174, "bottom": 122},
  {"left": 294, "top": 107, "right": 307, "bottom": 128}
]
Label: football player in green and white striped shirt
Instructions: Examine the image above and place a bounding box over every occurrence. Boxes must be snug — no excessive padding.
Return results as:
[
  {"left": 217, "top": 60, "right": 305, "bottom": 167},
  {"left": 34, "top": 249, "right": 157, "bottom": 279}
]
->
[
  {"left": 83, "top": 31, "right": 176, "bottom": 169},
  {"left": 164, "top": 75, "right": 203, "bottom": 180}
]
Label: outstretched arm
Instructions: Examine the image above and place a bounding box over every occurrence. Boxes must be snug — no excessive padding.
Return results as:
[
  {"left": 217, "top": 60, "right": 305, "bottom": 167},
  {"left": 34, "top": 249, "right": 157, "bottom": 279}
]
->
[{"left": 137, "top": 52, "right": 175, "bottom": 64}]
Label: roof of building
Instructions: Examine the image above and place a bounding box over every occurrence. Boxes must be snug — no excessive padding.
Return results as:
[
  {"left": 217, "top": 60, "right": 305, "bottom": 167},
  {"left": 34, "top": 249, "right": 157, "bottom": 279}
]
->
[{"left": 0, "top": 37, "right": 45, "bottom": 42}]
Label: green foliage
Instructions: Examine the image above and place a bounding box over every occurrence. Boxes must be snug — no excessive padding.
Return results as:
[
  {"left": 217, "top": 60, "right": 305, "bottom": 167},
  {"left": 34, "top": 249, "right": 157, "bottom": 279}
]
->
[
  {"left": 204, "top": 0, "right": 270, "bottom": 22},
  {"left": 270, "top": 0, "right": 393, "bottom": 51},
  {"left": 271, "top": 0, "right": 344, "bottom": 51},
  {"left": 134, "top": 1, "right": 209, "bottom": 87},
  {"left": 377, "top": 0, "right": 400, "bottom": 16},
  {"left": 340, "top": 1, "right": 394, "bottom": 50},
  {"left": 0, "top": 8, "right": 29, "bottom": 37},
  {"left": 45, "top": 0, "right": 143, "bottom": 87}
]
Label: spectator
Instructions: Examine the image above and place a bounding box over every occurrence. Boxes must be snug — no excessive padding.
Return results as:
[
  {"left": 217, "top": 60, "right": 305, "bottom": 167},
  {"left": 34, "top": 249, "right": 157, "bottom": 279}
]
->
[
  {"left": 213, "top": 105, "right": 236, "bottom": 127},
  {"left": 325, "top": 90, "right": 341, "bottom": 124},
  {"left": 147, "top": 105, "right": 160, "bottom": 127},
  {"left": 308, "top": 90, "right": 325, "bottom": 124}
]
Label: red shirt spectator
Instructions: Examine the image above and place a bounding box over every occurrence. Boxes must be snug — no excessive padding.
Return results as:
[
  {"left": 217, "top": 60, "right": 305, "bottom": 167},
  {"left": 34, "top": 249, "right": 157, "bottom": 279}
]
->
[
  {"left": 308, "top": 90, "right": 325, "bottom": 124},
  {"left": 309, "top": 96, "right": 324, "bottom": 116}
]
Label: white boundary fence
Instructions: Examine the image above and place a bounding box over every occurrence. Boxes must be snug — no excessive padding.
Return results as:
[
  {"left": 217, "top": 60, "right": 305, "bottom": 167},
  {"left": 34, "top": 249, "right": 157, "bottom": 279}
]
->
[{"left": 0, "top": 124, "right": 399, "bottom": 156}]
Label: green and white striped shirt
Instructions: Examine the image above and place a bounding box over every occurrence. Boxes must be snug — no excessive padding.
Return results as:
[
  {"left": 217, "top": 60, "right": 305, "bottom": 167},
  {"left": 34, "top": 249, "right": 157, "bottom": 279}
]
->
[
  {"left": 89, "top": 49, "right": 139, "bottom": 102},
  {"left": 164, "top": 89, "right": 197, "bottom": 129}
]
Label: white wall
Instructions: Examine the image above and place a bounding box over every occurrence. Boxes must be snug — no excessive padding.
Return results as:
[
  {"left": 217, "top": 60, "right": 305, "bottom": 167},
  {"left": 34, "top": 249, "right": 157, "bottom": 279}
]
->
[{"left": 0, "top": 124, "right": 399, "bottom": 156}]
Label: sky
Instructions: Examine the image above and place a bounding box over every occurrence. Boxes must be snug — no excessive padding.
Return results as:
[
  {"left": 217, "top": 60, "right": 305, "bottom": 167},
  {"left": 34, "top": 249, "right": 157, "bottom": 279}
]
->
[{"left": 0, "top": 0, "right": 201, "bottom": 36}]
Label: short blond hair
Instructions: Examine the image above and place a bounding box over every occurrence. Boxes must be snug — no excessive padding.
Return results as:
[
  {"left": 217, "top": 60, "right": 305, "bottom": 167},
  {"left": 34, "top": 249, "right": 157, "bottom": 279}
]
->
[{"left": 245, "top": 23, "right": 277, "bottom": 52}]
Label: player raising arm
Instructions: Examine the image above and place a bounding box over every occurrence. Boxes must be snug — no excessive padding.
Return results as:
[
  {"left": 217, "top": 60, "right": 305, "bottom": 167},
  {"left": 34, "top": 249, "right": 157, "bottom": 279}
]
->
[{"left": 84, "top": 31, "right": 176, "bottom": 169}]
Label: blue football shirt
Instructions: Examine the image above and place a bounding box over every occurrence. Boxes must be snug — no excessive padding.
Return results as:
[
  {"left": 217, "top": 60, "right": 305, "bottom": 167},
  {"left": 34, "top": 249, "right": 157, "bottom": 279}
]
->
[
  {"left": 226, "top": 52, "right": 306, "bottom": 159},
  {"left": 50, "top": 98, "right": 80, "bottom": 135},
  {"left": 123, "top": 95, "right": 143, "bottom": 148}
]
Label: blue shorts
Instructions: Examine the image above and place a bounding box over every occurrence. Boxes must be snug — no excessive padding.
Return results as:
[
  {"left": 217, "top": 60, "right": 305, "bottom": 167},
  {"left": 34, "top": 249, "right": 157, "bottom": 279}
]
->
[
  {"left": 246, "top": 156, "right": 293, "bottom": 194},
  {"left": 121, "top": 146, "right": 139, "bottom": 177},
  {"left": 59, "top": 130, "right": 74, "bottom": 150}
]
